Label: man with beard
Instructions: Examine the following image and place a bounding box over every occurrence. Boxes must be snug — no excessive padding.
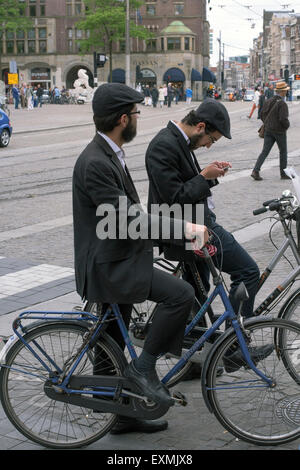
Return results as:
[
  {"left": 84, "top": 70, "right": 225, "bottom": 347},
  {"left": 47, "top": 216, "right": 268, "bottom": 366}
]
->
[
  {"left": 145, "top": 99, "right": 272, "bottom": 379},
  {"left": 72, "top": 83, "right": 209, "bottom": 434}
]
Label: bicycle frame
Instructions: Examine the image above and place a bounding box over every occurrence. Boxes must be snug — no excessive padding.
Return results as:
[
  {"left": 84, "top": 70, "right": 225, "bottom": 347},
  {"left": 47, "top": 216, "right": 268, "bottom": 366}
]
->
[{"left": 2, "top": 274, "right": 274, "bottom": 398}]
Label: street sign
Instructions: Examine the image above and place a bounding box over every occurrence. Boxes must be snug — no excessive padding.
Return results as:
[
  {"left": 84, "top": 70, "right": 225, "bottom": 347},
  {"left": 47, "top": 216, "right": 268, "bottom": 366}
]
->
[
  {"left": 8, "top": 73, "right": 18, "bottom": 85},
  {"left": 295, "top": 74, "right": 300, "bottom": 80}
]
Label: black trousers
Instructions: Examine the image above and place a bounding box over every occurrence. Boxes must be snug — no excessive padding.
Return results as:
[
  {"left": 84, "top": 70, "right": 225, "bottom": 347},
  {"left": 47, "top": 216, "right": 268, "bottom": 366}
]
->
[
  {"left": 254, "top": 130, "right": 287, "bottom": 174},
  {"left": 96, "top": 267, "right": 194, "bottom": 362}
]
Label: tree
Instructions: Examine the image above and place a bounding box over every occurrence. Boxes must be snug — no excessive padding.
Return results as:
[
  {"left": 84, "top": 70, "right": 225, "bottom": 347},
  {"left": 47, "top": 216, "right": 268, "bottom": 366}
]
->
[
  {"left": 76, "top": 0, "right": 152, "bottom": 83},
  {"left": 0, "top": 0, "right": 33, "bottom": 80}
]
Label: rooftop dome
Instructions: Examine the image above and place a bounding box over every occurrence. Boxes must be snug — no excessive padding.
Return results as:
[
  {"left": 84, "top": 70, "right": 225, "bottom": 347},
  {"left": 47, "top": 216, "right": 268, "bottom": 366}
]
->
[{"left": 161, "top": 21, "right": 194, "bottom": 35}]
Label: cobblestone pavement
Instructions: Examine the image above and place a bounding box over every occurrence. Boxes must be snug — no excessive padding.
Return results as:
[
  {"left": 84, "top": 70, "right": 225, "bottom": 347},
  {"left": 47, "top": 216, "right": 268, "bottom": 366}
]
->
[{"left": 0, "top": 100, "right": 300, "bottom": 452}]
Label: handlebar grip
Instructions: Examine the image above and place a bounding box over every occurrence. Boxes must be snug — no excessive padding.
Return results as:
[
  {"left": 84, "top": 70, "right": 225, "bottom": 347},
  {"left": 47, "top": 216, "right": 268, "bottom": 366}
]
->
[
  {"left": 253, "top": 207, "right": 268, "bottom": 215},
  {"left": 263, "top": 199, "right": 278, "bottom": 207}
]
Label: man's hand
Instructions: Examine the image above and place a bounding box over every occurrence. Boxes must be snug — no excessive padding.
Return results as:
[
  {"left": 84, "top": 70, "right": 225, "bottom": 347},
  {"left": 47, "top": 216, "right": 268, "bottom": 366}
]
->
[
  {"left": 200, "top": 161, "right": 232, "bottom": 179},
  {"left": 185, "top": 222, "right": 209, "bottom": 248}
]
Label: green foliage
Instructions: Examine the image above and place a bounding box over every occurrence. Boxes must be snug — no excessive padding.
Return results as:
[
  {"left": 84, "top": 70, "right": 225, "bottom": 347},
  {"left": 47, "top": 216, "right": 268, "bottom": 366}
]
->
[
  {"left": 76, "top": 0, "right": 152, "bottom": 54},
  {"left": 0, "top": 0, "right": 32, "bottom": 33}
]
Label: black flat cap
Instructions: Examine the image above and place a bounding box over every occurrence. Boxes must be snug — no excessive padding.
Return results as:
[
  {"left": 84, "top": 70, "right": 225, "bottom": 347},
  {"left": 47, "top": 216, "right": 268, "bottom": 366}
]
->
[
  {"left": 195, "top": 98, "right": 232, "bottom": 139},
  {"left": 92, "top": 83, "right": 144, "bottom": 117}
]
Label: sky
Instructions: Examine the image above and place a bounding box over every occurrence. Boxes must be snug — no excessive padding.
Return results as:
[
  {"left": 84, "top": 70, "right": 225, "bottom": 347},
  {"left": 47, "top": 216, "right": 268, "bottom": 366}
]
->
[{"left": 208, "top": 0, "right": 300, "bottom": 66}]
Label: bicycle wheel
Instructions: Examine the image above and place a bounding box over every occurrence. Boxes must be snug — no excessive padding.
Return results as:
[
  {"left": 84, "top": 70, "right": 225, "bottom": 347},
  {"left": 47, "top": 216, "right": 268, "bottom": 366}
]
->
[
  {"left": 206, "top": 318, "right": 300, "bottom": 446},
  {"left": 84, "top": 301, "right": 196, "bottom": 387},
  {"left": 281, "top": 291, "right": 300, "bottom": 324},
  {"left": 0, "top": 322, "right": 127, "bottom": 449}
]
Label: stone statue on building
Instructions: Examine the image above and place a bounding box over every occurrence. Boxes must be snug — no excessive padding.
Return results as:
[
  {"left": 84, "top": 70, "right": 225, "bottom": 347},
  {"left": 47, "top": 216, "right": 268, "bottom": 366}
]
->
[{"left": 69, "top": 69, "right": 94, "bottom": 103}]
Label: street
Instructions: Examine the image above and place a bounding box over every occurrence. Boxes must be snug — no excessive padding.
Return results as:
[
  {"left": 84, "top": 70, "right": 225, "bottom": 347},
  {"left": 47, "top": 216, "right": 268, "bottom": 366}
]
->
[{"left": 0, "top": 99, "right": 300, "bottom": 451}]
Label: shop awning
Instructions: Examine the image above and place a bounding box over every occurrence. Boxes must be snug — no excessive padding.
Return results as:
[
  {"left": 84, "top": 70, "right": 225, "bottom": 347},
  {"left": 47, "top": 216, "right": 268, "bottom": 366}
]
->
[
  {"left": 202, "top": 67, "right": 216, "bottom": 83},
  {"left": 108, "top": 68, "right": 125, "bottom": 83},
  {"left": 191, "top": 68, "right": 202, "bottom": 81},
  {"left": 163, "top": 67, "right": 186, "bottom": 82}
]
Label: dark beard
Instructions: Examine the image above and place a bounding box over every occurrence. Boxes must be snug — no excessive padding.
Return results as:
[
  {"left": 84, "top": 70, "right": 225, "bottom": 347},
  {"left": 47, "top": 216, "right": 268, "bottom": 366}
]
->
[
  {"left": 122, "top": 119, "right": 137, "bottom": 143},
  {"left": 188, "top": 134, "right": 202, "bottom": 150}
]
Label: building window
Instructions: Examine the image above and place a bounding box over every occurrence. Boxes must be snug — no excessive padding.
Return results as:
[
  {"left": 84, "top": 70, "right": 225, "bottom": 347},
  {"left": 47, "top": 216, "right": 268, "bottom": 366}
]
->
[
  {"left": 29, "top": 5, "right": 36, "bottom": 16},
  {"left": 174, "top": 4, "right": 184, "bottom": 15},
  {"left": 28, "top": 40, "right": 36, "bottom": 53},
  {"left": 40, "top": 5, "right": 46, "bottom": 16},
  {"left": 146, "top": 39, "right": 156, "bottom": 51},
  {"left": 146, "top": 5, "right": 156, "bottom": 15},
  {"left": 68, "top": 40, "right": 73, "bottom": 52},
  {"left": 119, "top": 40, "right": 126, "bottom": 52},
  {"left": 184, "top": 37, "right": 190, "bottom": 50},
  {"left": 17, "top": 41, "right": 25, "bottom": 53},
  {"left": 161, "top": 37, "right": 164, "bottom": 50},
  {"left": 75, "top": 2, "right": 82, "bottom": 15},
  {"left": 38, "top": 28, "right": 47, "bottom": 39},
  {"left": 28, "top": 28, "right": 35, "bottom": 39},
  {"left": 66, "top": 2, "right": 73, "bottom": 15},
  {"left": 167, "top": 37, "right": 181, "bottom": 50},
  {"left": 39, "top": 40, "right": 47, "bottom": 53},
  {"left": 6, "top": 41, "right": 14, "bottom": 54}
]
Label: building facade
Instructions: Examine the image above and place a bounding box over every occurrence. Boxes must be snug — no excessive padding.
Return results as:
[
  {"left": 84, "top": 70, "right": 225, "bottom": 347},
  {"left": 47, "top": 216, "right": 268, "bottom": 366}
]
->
[
  {"left": 250, "top": 10, "right": 300, "bottom": 85},
  {"left": 1, "top": 0, "right": 210, "bottom": 95}
]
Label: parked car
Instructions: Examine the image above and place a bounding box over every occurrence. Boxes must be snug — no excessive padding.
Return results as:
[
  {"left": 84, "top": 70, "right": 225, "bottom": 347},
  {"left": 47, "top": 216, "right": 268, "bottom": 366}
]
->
[
  {"left": 0, "top": 108, "right": 12, "bottom": 147},
  {"left": 244, "top": 89, "right": 255, "bottom": 101}
]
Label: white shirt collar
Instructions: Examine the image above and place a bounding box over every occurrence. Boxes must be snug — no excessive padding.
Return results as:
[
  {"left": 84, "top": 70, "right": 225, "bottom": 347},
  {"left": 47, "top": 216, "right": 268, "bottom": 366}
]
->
[
  {"left": 171, "top": 120, "right": 190, "bottom": 145},
  {"left": 97, "top": 131, "right": 126, "bottom": 170}
]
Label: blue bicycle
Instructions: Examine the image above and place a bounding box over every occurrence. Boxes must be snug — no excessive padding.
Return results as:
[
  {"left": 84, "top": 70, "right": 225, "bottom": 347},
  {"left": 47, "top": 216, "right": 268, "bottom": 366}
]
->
[{"left": 0, "top": 247, "right": 300, "bottom": 448}]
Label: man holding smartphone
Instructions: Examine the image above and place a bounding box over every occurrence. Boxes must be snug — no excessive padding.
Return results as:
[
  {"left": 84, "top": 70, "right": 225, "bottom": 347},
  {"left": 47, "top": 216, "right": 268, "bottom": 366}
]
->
[{"left": 145, "top": 99, "right": 264, "bottom": 378}]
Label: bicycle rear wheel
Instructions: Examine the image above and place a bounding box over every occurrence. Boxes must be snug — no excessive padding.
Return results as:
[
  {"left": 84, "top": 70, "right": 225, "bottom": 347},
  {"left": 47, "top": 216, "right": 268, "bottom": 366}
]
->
[
  {"left": 206, "top": 318, "right": 300, "bottom": 446},
  {"left": 0, "top": 322, "right": 127, "bottom": 449}
]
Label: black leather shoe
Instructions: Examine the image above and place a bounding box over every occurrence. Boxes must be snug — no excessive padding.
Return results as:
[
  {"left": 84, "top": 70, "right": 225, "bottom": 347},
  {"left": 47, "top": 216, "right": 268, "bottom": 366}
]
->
[
  {"left": 110, "top": 417, "right": 168, "bottom": 435},
  {"left": 124, "top": 361, "right": 174, "bottom": 407},
  {"left": 281, "top": 174, "right": 289, "bottom": 180},
  {"left": 251, "top": 170, "right": 263, "bottom": 181},
  {"left": 223, "top": 344, "right": 274, "bottom": 373}
]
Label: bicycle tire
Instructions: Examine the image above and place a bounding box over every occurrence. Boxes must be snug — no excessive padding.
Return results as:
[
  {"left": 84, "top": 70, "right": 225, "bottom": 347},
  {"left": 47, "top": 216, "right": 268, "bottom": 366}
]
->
[
  {"left": 84, "top": 301, "right": 195, "bottom": 387},
  {"left": 206, "top": 318, "right": 300, "bottom": 446},
  {"left": 280, "top": 291, "right": 300, "bottom": 324},
  {"left": 0, "top": 322, "right": 127, "bottom": 449}
]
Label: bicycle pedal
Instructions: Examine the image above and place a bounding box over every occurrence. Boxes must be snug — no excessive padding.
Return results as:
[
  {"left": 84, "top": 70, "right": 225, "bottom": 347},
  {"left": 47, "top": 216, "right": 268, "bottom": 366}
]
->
[{"left": 172, "top": 391, "right": 188, "bottom": 406}]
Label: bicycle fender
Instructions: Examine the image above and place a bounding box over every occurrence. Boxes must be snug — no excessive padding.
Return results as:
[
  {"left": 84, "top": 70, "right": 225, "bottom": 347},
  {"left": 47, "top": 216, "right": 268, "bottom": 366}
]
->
[
  {"left": 0, "top": 320, "right": 92, "bottom": 366},
  {"left": 277, "top": 287, "right": 300, "bottom": 319}
]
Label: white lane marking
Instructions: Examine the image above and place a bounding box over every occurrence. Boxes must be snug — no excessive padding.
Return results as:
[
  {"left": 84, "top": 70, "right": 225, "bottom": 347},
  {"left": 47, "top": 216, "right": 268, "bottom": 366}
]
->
[{"left": 0, "top": 263, "right": 74, "bottom": 299}]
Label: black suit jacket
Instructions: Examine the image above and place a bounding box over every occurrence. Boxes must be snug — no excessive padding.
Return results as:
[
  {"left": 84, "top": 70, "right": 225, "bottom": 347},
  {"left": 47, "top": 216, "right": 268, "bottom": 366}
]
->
[
  {"left": 146, "top": 121, "right": 218, "bottom": 261},
  {"left": 72, "top": 133, "right": 185, "bottom": 303}
]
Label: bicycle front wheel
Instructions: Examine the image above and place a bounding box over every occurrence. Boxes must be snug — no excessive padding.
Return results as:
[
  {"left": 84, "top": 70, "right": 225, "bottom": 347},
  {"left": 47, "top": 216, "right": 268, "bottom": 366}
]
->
[
  {"left": 206, "top": 318, "right": 300, "bottom": 446},
  {"left": 0, "top": 322, "right": 127, "bottom": 449}
]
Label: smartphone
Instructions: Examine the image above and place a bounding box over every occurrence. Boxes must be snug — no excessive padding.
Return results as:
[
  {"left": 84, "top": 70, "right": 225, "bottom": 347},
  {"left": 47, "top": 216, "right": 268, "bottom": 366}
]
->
[{"left": 223, "top": 166, "right": 230, "bottom": 172}]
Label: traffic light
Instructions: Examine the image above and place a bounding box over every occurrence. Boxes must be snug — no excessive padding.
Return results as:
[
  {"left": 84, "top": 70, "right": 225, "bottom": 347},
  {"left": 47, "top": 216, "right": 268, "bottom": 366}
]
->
[{"left": 284, "top": 67, "right": 289, "bottom": 84}]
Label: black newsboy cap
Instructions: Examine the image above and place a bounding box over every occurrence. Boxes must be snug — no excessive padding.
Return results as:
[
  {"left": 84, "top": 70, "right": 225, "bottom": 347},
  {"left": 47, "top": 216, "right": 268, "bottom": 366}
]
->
[
  {"left": 195, "top": 98, "right": 232, "bottom": 139},
  {"left": 92, "top": 83, "right": 144, "bottom": 117}
]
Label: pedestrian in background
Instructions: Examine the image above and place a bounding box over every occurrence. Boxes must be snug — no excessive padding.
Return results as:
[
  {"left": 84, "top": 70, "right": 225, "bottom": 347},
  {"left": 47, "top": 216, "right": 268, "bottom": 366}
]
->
[
  {"left": 167, "top": 82, "right": 174, "bottom": 107},
  {"left": 20, "top": 83, "right": 26, "bottom": 108},
  {"left": 251, "top": 81, "right": 290, "bottom": 181},
  {"left": 163, "top": 84, "right": 168, "bottom": 105},
  {"left": 158, "top": 86, "right": 164, "bottom": 108},
  {"left": 36, "top": 84, "right": 44, "bottom": 108},
  {"left": 247, "top": 86, "right": 260, "bottom": 119},
  {"left": 12, "top": 85, "right": 20, "bottom": 109},
  {"left": 151, "top": 85, "right": 159, "bottom": 108},
  {"left": 26, "top": 84, "right": 33, "bottom": 110},
  {"left": 265, "top": 83, "right": 274, "bottom": 100},
  {"left": 257, "top": 89, "right": 265, "bottom": 120},
  {"left": 185, "top": 87, "right": 193, "bottom": 104},
  {"left": 144, "top": 85, "right": 151, "bottom": 106}
]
